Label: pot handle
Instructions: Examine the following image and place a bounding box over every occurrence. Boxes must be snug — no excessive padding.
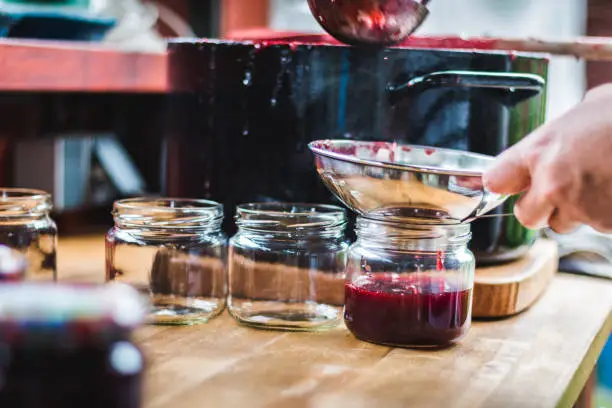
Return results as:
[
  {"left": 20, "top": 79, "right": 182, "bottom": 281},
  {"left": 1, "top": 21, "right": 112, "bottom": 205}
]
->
[{"left": 388, "top": 70, "right": 545, "bottom": 106}]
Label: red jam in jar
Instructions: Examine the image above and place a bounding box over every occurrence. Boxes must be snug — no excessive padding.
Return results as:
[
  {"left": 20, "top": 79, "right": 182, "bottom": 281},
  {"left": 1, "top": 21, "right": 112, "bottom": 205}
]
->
[
  {"left": 345, "top": 217, "right": 475, "bottom": 348},
  {"left": 344, "top": 274, "right": 472, "bottom": 347}
]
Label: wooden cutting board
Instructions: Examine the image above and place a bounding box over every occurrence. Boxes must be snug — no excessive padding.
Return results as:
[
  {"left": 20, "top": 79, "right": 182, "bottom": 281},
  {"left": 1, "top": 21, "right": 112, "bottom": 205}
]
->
[{"left": 473, "top": 239, "right": 558, "bottom": 318}]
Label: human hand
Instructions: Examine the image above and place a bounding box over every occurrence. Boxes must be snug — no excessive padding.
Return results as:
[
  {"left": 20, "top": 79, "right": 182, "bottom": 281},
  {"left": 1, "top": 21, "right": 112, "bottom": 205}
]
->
[{"left": 483, "top": 83, "right": 612, "bottom": 234}]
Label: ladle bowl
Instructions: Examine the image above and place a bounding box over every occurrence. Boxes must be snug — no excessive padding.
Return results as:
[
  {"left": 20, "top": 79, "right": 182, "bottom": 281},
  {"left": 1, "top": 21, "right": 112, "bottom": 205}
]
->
[
  {"left": 308, "top": 140, "right": 508, "bottom": 224},
  {"left": 307, "top": 0, "right": 430, "bottom": 46}
]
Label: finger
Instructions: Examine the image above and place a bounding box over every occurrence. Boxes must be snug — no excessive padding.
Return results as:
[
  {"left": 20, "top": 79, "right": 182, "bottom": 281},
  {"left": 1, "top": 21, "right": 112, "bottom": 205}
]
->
[
  {"left": 590, "top": 223, "right": 612, "bottom": 234},
  {"left": 483, "top": 145, "right": 531, "bottom": 195},
  {"left": 583, "top": 83, "right": 612, "bottom": 103},
  {"left": 513, "top": 191, "right": 555, "bottom": 230},
  {"left": 548, "top": 209, "right": 581, "bottom": 234}
]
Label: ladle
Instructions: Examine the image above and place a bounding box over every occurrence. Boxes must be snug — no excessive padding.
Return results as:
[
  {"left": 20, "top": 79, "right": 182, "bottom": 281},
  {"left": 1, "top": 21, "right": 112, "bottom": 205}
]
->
[{"left": 307, "top": 0, "right": 430, "bottom": 46}]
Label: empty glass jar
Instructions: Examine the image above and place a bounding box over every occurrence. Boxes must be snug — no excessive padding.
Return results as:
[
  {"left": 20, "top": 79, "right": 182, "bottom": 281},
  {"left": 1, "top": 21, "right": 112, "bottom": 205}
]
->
[
  {"left": 228, "top": 203, "right": 348, "bottom": 331},
  {"left": 106, "top": 198, "right": 227, "bottom": 325},
  {"left": 345, "top": 217, "right": 475, "bottom": 348},
  {"left": 0, "top": 188, "right": 57, "bottom": 281}
]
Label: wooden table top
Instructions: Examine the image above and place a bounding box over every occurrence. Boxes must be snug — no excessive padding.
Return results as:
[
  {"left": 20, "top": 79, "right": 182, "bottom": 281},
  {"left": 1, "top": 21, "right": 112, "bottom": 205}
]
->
[{"left": 58, "top": 235, "right": 612, "bottom": 408}]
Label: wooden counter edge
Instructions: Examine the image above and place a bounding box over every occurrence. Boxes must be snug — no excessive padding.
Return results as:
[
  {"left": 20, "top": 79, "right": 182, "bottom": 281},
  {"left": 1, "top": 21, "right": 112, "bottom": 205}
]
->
[{"left": 560, "top": 308, "right": 612, "bottom": 408}]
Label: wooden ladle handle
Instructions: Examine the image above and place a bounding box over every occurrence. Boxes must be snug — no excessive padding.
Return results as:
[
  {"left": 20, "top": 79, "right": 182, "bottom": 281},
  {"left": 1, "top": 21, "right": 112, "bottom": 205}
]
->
[{"left": 485, "top": 36, "right": 612, "bottom": 61}]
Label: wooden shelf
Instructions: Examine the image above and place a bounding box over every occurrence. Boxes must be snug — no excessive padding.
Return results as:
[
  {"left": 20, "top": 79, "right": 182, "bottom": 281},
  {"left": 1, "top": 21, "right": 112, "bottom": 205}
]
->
[{"left": 0, "top": 39, "right": 167, "bottom": 93}]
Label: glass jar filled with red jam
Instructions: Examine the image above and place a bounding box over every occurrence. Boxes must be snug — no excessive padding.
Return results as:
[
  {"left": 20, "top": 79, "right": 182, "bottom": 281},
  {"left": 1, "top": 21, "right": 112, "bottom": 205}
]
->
[
  {"left": 0, "top": 188, "right": 57, "bottom": 281},
  {"left": 0, "top": 283, "right": 146, "bottom": 408},
  {"left": 106, "top": 198, "right": 228, "bottom": 325},
  {"left": 228, "top": 203, "right": 348, "bottom": 331},
  {"left": 345, "top": 217, "right": 475, "bottom": 348}
]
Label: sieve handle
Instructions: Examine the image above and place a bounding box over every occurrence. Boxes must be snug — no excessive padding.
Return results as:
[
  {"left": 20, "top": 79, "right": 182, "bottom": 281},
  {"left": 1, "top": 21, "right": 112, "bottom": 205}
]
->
[{"left": 473, "top": 213, "right": 514, "bottom": 219}]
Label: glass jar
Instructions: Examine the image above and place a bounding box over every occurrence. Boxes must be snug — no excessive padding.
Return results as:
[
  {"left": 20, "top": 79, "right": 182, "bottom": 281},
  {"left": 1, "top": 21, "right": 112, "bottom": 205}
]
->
[
  {"left": 345, "top": 217, "right": 475, "bottom": 348},
  {"left": 0, "top": 188, "right": 57, "bottom": 281},
  {"left": 228, "top": 203, "right": 348, "bottom": 331},
  {"left": 106, "top": 198, "right": 227, "bottom": 325},
  {"left": 0, "top": 283, "right": 145, "bottom": 408}
]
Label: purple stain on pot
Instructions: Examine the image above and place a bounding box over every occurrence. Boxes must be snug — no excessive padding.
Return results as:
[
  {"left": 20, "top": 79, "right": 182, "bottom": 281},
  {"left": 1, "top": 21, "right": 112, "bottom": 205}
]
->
[
  {"left": 313, "top": 140, "right": 435, "bottom": 163},
  {"left": 222, "top": 31, "right": 533, "bottom": 55}
]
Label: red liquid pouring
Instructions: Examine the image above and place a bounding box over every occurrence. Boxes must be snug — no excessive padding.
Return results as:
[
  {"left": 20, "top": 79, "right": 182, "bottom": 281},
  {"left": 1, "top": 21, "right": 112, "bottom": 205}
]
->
[{"left": 344, "top": 274, "right": 472, "bottom": 347}]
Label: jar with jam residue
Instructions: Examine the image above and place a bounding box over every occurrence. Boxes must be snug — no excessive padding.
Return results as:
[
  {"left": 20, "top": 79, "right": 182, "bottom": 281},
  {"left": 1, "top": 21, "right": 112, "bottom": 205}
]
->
[
  {"left": 106, "top": 198, "right": 227, "bottom": 325},
  {"left": 0, "top": 283, "right": 146, "bottom": 408},
  {"left": 345, "top": 217, "right": 475, "bottom": 347},
  {"left": 0, "top": 188, "right": 57, "bottom": 281},
  {"left": 228, "top": 203, "right": 348, "bottom": 331}
]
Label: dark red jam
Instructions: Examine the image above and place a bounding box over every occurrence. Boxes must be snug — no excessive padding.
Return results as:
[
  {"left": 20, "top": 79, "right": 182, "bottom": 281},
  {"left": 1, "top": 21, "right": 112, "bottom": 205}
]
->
[
  {"left": 344, "top": 274, "right": 472, "bottom": 347},
  {"left": 0, "top": 343, "right": 143, "bottom": 408},
  {"left": 0, "top": 284, "right": 145, "bottom": 407}
]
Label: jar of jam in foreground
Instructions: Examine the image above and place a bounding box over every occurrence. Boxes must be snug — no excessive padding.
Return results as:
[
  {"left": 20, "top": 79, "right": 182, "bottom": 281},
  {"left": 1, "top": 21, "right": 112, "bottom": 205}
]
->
[
  {"left": 345, "top": 217, "right": 475, "bottom": 348},
  {"left": 0, "top": 188, "right": 57, "bottom": 281},
  {"left": 229, "top": 203, "right": 348, "bottom": 331},
  {"left": 106, "top": 198, "right": 227, "bottom": 325},
  {"left": 0, "top": 283, "right": 146, "bottom": 408}
]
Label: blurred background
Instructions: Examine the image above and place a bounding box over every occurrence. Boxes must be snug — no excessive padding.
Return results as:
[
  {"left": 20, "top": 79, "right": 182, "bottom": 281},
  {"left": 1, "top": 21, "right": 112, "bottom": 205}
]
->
[
  {"left": 0, "top": 0, "right": 608, "bottom": 406},
  {"left": 0, "top": 0, "right": 599, "bottom": 229},
  {"left": 270, "top": 0, "right": 587, "bottom": 121}
]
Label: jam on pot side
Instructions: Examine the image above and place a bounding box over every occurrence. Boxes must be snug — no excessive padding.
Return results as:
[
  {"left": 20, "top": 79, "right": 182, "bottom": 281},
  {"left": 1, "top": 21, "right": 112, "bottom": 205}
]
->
[{"left": 344, "top": 274, "right": 472, "bottom": 347}]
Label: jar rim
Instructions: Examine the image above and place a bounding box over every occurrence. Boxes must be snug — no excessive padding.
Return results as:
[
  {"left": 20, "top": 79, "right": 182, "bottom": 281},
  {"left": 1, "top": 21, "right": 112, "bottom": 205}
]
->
[
  {"left": 0, "top": 283, "right": 145, "bottom": 341},
  {"left": 358, "top": 216, "right": 471, "bottom": 234},
  {"left": 236, "top": 202, "right": 345, "bottom": 217},
  {"left": 114, "top": 197, "right": 223, "bottom": 212},
  {"left": 0, "top": 188, "right": 53, "bottom": 217},
  {"left": 113, "top": 197, "right": 224, "bottom": 230},
  {"left": 235, "top": 202, "right": 347, "bottom": 236},
  {"left": 356, "top": 216, "right": 471, "bottom": 248},
  {"left": 0, "top": 188, "right": 51, "bottom": 200}
]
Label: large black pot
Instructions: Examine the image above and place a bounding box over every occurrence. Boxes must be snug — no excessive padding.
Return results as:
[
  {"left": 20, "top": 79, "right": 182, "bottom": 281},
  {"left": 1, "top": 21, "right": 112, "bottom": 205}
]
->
[{"left": 165, "top": 33, "right": 549, "bottom": 265}]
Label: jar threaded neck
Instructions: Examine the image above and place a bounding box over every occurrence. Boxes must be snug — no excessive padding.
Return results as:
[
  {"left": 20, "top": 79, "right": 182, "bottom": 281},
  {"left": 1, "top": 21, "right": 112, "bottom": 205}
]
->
[
  {"left": 355, "top": 216, "right": 471, "bottom": 251},
  {"left": 0, "top": 188, "right": 52, "bottom": 218},
  {"left": 235, "top": 203, "right": 347, "bottom": 240},
  {"left": 112, "top": 198, "right": 224, "bottom": 233}
]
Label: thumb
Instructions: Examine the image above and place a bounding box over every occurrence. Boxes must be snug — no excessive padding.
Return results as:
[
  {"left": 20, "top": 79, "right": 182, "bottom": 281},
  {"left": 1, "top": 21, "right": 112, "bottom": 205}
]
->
[{"left": 483, "top": 144, "right": 531, "bottom": 195}]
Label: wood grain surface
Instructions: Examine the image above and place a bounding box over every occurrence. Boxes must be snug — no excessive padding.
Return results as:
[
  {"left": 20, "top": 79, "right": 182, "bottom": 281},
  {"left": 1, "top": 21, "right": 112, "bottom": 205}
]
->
[
  {"left": 57, "top": 235, "right": 612, "bottom": 408},
  {"left": 473, "top": 239, "right": 558, "bottom": 318},
  {"left": 0, "top": 39, "right": 167, "bottom": 92}
]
